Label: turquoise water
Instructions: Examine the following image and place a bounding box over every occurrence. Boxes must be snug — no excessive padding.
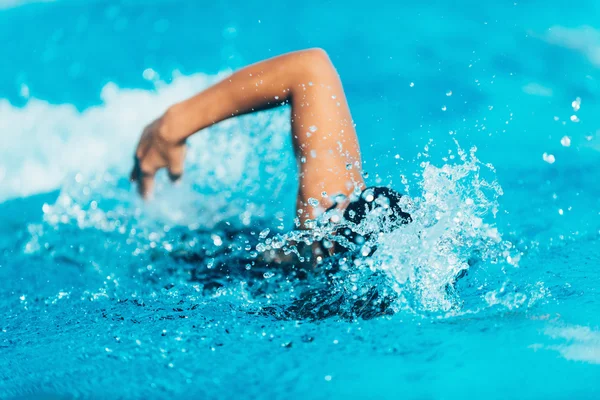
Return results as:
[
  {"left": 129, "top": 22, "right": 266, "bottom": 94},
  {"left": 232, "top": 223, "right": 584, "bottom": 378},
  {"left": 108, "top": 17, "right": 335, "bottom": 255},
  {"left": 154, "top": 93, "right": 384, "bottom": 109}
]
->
[{"left": 1, "top": 0, "right": 600, "bottom": 398}]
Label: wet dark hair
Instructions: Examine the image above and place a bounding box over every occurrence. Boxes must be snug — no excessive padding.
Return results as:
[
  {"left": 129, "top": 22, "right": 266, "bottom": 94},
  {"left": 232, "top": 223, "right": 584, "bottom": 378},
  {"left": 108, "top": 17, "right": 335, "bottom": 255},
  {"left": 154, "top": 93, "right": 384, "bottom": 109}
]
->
[
  {"left": 338, "top": 186, "right": 412, "bottom": 252},
  {"left": 343, "top": 186, "right": 412, "bottom": 229}
]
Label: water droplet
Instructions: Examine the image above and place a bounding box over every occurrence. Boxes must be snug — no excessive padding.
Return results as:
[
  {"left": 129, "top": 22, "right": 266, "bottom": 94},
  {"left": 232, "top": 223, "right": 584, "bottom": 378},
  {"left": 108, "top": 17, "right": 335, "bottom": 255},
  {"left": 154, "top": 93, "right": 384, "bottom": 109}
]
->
[
  {"left": 308, "top": 198, "right": 319, "bottom": 207},
  {"left": 309, "top": 125, "right": 318, "bottom": 133},
  {"left": 345, "top": 163, "right": 353, "bottom": 170},
  {"left": 324, "top": 375, "right": 332, "bottom": 381},
  {"left": 304, "top": 219, "right": 317, "bottom": 229},
  {"left": 259, "top": 228, "right": 270, "bottom": 239},
  {"left": 542, "top": 153, "right": 555, "bottom": 164},
  {"left": 211, "top": 234, "right": 223, "bottom": 246},
  {"left": 310, "top": 150, "right": 317, "bottom": 158},
  {"left": 142, "top": 68, "right": 157, "bottom": 80}
]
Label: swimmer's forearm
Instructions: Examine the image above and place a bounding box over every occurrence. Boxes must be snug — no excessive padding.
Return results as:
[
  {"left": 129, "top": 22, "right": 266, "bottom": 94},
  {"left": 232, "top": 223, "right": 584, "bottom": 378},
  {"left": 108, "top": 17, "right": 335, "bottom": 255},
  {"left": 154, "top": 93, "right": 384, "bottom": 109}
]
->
[{"left": 162, "top": 49, "right": 346, "bottom": 141}]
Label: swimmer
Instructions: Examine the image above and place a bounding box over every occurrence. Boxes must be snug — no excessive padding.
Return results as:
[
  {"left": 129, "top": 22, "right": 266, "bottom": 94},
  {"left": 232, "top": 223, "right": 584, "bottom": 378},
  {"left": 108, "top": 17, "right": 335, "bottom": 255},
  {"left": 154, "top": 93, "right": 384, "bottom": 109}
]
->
[{"left": 131, "top": 48, "right": 411, "bottom": 258}]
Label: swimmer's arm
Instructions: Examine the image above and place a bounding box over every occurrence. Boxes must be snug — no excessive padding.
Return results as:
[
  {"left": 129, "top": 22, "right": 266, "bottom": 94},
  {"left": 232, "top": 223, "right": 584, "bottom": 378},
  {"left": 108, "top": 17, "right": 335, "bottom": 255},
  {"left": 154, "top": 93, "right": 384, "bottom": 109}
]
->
[
  {"left": 162, "top": 48, "right": 353, "bottom": 143},
  {"left": 131, "top": 48, "right": 361, "bottom": 198}
]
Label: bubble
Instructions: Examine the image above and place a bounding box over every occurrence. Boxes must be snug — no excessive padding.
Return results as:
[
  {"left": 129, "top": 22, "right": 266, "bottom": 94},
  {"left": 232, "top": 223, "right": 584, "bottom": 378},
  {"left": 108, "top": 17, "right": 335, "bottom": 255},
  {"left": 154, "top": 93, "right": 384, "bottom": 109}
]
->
[
  {"left": 409, "top": 82, "right": 415, "bottom": 87},
  {"left": 441, "top": 105, "right": 447, "bottom": 111},
  {"left": 263, "top": 272, "right": 275, "bottom": 279},
  {"left": 560, "top": 136, "right": 571, "bottom": 147},
  {"left": 570, "top": 115, "right": 580, "bottom": 123},
  {"left": 572, "top": 97, "right": 581, "bottom": 112},
  {"left": 446, "top": 90, "right": 453, "bottom": 96},
  {"left": 309, "top": 125, "right": 318, "bottom": 133}
]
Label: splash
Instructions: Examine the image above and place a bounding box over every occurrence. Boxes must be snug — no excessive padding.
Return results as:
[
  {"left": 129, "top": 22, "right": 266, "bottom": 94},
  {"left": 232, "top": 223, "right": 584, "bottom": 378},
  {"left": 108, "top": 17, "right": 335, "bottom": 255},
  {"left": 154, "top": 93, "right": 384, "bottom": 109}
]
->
[
  {"left": 24, "top": 139, "right": 520, "bottom": 318},
  {"left": 369, "top": 145, "right": 515, "bottom": 313},
  {"left": 11, "top": 72, "right": 527, "bottom": 319},
  {"left": 255, "top": 145, "right": 520, "bottom": 317}
]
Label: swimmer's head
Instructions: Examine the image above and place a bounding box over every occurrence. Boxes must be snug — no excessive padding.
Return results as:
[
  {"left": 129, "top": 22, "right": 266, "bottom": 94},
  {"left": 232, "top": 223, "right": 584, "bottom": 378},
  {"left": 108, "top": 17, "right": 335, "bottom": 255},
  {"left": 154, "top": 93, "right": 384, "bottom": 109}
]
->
[
  {"left": 337, "top": 186, "right": 412, "bottom": 254},
  {"left": 343, "top": 186, "right": 412, "bottom": 230}
]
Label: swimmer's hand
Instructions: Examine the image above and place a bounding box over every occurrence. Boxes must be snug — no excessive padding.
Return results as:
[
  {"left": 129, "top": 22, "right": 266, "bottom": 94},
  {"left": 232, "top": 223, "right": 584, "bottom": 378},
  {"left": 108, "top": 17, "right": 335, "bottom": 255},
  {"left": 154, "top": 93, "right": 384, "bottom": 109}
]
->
[{"left": 130, "top": 114, "right": 186, "bottom": 198}]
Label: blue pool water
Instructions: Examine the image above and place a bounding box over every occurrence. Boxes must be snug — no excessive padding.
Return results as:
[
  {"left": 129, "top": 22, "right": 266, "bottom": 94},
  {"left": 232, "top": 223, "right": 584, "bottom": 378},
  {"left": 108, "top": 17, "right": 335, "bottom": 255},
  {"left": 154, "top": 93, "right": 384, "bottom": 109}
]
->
[{"left": 1, "top": 0, "right": 600, "bottom": 398}]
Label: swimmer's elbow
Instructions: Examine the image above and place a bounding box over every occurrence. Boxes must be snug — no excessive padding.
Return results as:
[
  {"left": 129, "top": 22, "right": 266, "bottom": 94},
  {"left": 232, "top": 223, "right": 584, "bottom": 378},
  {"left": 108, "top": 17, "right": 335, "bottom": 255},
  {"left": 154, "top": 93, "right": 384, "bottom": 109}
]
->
[{"left": 296, "top": 48, "right": 336, "bottom": 79}]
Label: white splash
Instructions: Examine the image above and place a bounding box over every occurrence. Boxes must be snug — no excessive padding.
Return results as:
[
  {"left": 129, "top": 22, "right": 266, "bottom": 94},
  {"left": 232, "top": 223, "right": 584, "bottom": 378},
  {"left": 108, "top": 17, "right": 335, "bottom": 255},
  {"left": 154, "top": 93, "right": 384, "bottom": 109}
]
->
[{"left": 368, "top": 146, "right": 513, "bottom": 313}]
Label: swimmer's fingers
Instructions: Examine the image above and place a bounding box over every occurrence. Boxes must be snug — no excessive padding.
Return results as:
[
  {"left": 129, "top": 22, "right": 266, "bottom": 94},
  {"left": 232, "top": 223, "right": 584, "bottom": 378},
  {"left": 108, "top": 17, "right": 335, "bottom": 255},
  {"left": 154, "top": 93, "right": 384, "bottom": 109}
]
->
[
  {"left": 130, "top": 154, "right": 146, "bottom": 183},
  {"left": 138, "top": 170, "right": 156, "bottom": 198},
  {"left": 130, "top": 157, "right": 140, "bottom": 183},
  {"left": 135, "top": 150, "right": 162, "bottom": 198},
  {"left": 167, "top": 145, "right": 186, "bottom": 183}
]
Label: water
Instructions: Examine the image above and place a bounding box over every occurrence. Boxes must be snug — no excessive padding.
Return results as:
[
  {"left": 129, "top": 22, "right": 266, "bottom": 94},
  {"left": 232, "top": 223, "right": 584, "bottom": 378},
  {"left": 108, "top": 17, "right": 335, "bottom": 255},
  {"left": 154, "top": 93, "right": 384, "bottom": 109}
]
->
[{"left": 1, "top": 0, "right": 600, "bottom": 398}]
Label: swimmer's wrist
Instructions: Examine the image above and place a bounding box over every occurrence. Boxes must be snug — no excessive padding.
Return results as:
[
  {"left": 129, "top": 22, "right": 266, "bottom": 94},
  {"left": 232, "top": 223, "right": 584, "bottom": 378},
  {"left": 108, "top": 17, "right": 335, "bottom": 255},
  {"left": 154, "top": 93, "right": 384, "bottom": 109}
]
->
[{"left": 162, "top": 103, "right": 196, "bottom": 143}]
